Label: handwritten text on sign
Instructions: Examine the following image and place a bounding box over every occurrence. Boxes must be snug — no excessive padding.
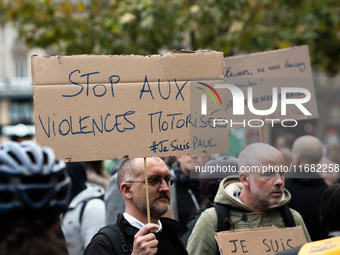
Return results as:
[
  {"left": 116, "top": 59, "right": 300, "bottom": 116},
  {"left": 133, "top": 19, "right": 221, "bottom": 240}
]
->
[
  {"left": 217, "top": 46, "right": 318, "bottom": 129},
  {"left": 215, "top": 226, "right": 307, "bottom": 255},
  {"left": 37, "top": 73, "right": 227, "bottom": 149},
  {"left": 32, "top": 56, "right": 229, "bottom": 162}
]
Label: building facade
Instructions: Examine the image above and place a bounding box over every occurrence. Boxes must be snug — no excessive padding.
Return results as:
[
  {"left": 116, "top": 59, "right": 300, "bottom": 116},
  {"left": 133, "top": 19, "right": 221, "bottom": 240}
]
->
[{"left": 0, "top": 23, "right": 47, "bottom": 143}]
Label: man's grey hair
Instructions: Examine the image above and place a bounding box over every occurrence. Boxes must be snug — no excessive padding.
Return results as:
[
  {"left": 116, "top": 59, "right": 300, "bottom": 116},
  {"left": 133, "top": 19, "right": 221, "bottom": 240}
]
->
[{"left": 117, "top": 158, "right": 140, "bottom": 190}]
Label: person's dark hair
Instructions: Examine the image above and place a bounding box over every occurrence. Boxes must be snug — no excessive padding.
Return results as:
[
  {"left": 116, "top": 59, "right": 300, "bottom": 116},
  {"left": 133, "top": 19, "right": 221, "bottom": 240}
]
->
[
  {"left": 320, "top": 184, "right": 340, "bottom": 233},
  {"left": 67, "top": 161, "right": 87, "bottom": 200},
  {"left": 85, "top": 160, "right": 104, "bottom": 176},
  {"left": 0, "top": 226, "right": 68, "bottom": 255}
]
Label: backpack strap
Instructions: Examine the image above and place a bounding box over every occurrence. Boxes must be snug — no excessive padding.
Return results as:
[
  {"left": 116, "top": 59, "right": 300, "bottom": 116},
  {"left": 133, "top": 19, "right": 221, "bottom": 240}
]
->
[
  {"left": 214, "top": 203, "right": 295, "bottom": 229},
  {"left": 214, "top": 203, "right": 231, "bottom": 232},
  {"left": 214, "top": 203, "right": 231, "bottom": 255},
  {"left": 279, "top": 204, "right": 296, "bottom": 227},
  {"left": 79, "top": 195, "right": 104, "bottom": 224},
  {"left": 94, "top": 224, "right": 133, "bottom": 255}
]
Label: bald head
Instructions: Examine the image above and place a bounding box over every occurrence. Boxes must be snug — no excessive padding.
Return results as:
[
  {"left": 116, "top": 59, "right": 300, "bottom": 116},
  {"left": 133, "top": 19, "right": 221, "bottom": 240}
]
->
[
  {"left": 239, "top": 143, "right": 285, "bottom": 173},
  {"left": 292, "top": 136, "right": 323, "bottom": 165},
  {"left": 238, "top": 143, "right": 285, "bottom": 212}
]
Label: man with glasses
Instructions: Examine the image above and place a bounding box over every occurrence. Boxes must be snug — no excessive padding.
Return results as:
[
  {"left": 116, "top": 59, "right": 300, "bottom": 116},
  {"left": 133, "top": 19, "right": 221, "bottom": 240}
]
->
[{"left": 84, "top": 157, "right": 189, "bottom": 255}]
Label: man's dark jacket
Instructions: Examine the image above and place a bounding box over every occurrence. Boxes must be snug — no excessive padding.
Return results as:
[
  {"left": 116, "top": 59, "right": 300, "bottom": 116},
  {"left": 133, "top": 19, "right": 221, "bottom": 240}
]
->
[
  {"left": 285, "top": 171, "right": 328, "bottom": 241},
  {"left": 83, "top": 214, "right": 188, "bottom": 255},
  {"left": 171, "top": 161, "right": 205, "bottom": 225}
]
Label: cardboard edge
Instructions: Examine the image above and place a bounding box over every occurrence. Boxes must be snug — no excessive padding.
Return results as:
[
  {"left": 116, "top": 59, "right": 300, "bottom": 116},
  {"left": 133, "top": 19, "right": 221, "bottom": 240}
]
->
[
  {"left": 31, "top": 55, "right": 37, "bottom": 86},
  {"left": 170, "top": 49, "right": 195, "bottom": 53},
  {"left": 225, "top": 45, "right": 309, "bottom": 60},
  {"left": 214, "top": 225, "right": 307, "bottom": 237},
  {"left": 31, "top": 50, "right": 225, "bottom": 85},
  {"left": 168, "top": 49, "right": 219, "bottom": 54},
  {"left": 214, "top": 234, "right": 225, "bottom": 255},
  {"left": 32, "top": 49, "right": 220, "bottom": 65}
]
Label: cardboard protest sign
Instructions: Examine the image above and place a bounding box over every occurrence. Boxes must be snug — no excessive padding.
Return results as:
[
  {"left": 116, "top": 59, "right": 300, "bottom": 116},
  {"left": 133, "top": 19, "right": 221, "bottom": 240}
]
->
[
  {"left": 218, "top": 45, "right": 318, "bottom": 129},
  {"left": 298, "top": 237, "right": 340, "bottom": 255},
  {"left": 32, "top": 51, "right": 229, "bottom": 162},
  {"left": 215, "top": 225, "right": 307, "bottom": 255}
]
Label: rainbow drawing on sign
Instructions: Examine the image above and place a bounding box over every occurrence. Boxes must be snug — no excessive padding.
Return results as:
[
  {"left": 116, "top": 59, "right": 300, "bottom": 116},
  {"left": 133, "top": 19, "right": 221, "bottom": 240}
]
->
[
  {"left": 197, "top": 82, "right": 223, "bottom": 115},
  {"left": 196, "top": 82, "right": 223, "bottom": 106}
]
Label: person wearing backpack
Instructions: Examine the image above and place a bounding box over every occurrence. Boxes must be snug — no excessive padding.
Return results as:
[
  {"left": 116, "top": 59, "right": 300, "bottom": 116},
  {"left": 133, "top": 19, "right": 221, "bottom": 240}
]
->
[
  {"left": 84, "top": 157, "right": 188, "bottom": 255},
  {"left": 61, "top": 162, "right": 106, "bottom": 255},
  {"left": 187, "top": 143, "right": 311, "bottom": 255},
  {"left": 181, "top": 156, "right": 239, "bottom": 247}
]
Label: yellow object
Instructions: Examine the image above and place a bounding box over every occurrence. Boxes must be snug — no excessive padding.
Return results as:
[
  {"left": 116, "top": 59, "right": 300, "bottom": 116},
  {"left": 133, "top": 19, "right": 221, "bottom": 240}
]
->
[{"left": 298, "top": 237, "right": 340, "bottom": 255}]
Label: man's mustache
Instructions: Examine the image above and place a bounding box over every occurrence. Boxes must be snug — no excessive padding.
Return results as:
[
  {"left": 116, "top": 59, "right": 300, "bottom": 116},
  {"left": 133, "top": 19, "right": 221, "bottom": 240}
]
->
[
  {"left": 153, "top": 194, "right": 170, "bottom": 202},
  {"left": 271, "top": 188, "right": 283, "bottom": 193}
]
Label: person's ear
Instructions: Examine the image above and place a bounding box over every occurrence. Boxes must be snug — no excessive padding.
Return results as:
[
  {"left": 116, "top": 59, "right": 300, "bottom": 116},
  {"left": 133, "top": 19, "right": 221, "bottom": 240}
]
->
[
  {"left": 239, "top": 172, "right": 250, "bottom": 187},
  {"left": 120, "top": 183, "right": 133, "bottom": 200}
]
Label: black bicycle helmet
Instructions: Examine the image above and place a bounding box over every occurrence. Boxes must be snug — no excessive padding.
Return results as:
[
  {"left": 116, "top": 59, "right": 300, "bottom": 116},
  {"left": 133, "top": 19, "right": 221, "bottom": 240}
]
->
[{"left": 0, "top": 140, "right": 71, "bottom": 222}]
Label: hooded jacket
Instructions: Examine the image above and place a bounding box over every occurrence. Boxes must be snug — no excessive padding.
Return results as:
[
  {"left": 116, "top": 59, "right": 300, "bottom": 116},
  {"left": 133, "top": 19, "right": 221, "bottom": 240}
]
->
[
  {"left": 187, "top": 176, "right": 311, "bottom": 255},
  {"left": 62, "top": 183, "right": 106, "bottom": 255}
]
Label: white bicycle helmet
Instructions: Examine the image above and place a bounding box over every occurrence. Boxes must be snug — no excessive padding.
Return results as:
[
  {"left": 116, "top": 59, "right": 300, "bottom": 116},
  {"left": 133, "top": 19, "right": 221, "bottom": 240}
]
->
[{"left": 0, "top": 140, "right": 71, "bottom": 222}]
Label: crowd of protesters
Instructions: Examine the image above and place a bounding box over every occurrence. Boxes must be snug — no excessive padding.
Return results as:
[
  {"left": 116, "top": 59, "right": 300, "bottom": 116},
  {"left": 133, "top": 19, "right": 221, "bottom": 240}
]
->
[{"left": 0, "top": 134, "right": 340, "bottom": 254}]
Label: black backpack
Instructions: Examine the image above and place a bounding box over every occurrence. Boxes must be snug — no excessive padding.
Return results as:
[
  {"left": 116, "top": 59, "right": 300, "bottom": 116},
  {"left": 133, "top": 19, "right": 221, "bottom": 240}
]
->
[
  {"left": 212, "top": 203, "right": 296, "bottom": 255},
  {"left": 213, "top": 203, "right": 296, "bottom": 232},
  {"left": 182, "top": 202, "right": 296, "bottom": 248},
  {"left": 91, "top": 224, "right": 133, "bottom": 255}
]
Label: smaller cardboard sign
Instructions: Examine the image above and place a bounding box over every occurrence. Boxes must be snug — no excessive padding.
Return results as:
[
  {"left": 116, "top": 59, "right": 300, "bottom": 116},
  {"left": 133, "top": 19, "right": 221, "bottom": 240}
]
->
[
  {"left": 298, "top": 237, "right": 340, "bottom": 255},
  {"left": 222, "top": 45, "right": 318, "bottom": 129},
  {"left": 215, "top": 226, "right": 307, "bottom": 255}
]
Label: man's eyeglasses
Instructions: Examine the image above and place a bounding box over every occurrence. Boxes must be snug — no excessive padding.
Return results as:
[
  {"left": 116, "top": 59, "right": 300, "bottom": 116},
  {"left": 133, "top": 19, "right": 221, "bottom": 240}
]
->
[{"left": 126, "top": 175, "right": 175, "bottom": 188}]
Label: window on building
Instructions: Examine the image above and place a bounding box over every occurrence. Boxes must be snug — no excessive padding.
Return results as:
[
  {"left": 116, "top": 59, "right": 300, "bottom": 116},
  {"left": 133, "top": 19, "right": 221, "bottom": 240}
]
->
[
  {"left": 14, "top": 54, "right": 27, "bottom": 77},
  {"left": 10, "top": 100, "right": 33, "bottom": 124}
]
